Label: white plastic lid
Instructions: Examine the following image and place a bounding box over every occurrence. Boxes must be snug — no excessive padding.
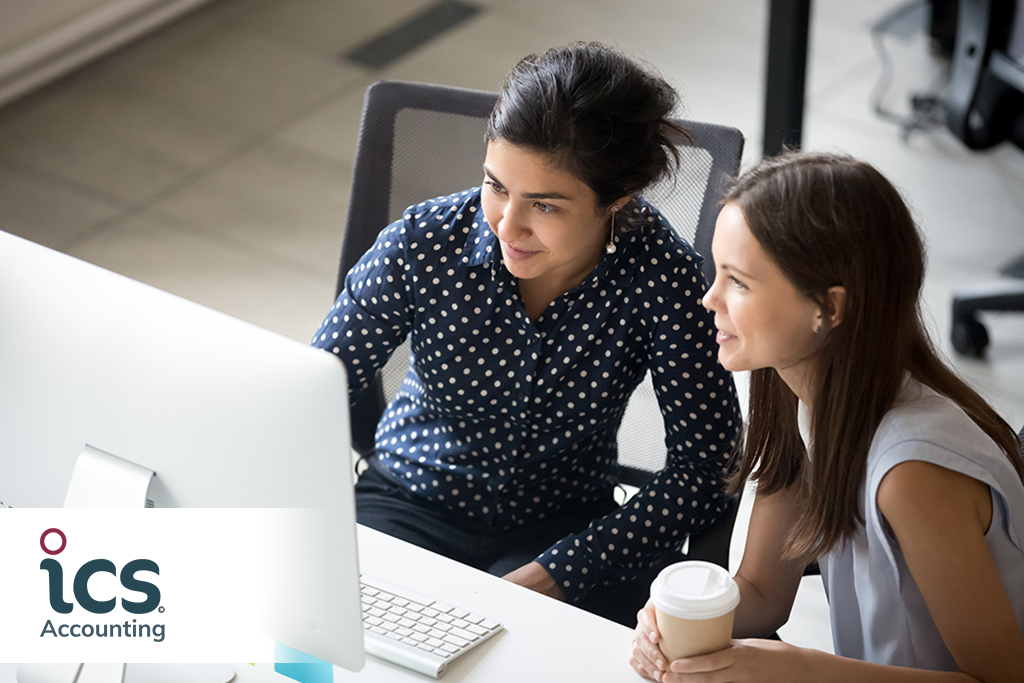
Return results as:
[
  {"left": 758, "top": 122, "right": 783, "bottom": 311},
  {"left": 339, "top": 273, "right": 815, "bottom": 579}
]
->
[{"left": 650, "top": 561, "right": 740, "bottom": 620}]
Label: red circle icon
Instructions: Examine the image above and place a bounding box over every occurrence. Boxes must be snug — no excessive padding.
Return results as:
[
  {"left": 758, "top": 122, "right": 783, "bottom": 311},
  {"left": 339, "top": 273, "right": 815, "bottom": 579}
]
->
[{"left": 40, "top": 528, "right": 66, "bottom": 555}]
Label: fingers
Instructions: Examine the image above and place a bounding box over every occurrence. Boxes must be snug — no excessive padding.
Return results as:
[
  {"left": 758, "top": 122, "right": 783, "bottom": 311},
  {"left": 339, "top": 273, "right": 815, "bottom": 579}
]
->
[
  {"left": 636, "top": 604, "right": 660, "bottom": 643},
  {"left": 629, "top": 636, "right": 664, "bottom": 682},
  {"left": 667, "top": 647, "right": 733, "bottom": 676}
]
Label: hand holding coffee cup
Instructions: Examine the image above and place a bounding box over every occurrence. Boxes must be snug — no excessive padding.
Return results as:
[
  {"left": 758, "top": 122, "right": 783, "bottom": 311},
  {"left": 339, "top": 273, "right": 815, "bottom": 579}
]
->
[{"left": 650, "top": 560, "right": 740, "bottom": 661}]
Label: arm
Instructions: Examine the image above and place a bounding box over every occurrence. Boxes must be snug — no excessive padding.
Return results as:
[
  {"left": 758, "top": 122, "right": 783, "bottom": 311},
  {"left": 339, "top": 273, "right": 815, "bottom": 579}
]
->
[
  {"left": 874, "top": 460, "right": 1024, "bottom": 683},
  {"left": 310, "top": 218, "right": 414, "bottom": 404},
  {"left": 633, "top": 461, "right": 1024, "bottom": 683},
  {"left": 533, "top": 246, "right": 742, "bottom": 600},
  {"left": 630, "top": 481, "right": 811, "bottom": 680}
]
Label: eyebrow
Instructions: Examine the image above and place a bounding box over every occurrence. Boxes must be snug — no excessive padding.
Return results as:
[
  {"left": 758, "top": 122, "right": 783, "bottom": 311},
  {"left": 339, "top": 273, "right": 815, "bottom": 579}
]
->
[
  {"left": 720, "top": 263, "right": 756, "bottom": 280},
  {"left": 482, "top": 166, "right": 571, "bottom": 201}
]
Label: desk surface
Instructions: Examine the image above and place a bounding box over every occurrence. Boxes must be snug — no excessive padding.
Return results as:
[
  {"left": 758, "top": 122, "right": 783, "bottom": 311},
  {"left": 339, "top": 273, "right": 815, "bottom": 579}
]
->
[{"left": 1, "top": 525, "right": 638, "bottom": 683}]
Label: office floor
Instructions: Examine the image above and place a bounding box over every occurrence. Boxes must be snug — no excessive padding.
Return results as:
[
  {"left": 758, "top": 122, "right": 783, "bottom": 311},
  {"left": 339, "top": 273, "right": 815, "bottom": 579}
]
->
[{"left": 4, "top": 0, "right": 1024, "bottom": 655}]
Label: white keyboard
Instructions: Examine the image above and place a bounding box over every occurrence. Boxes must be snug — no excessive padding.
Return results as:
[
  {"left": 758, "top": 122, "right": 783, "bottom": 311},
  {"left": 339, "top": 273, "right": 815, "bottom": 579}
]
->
[{"left": 360, "top": 575, "right": 504, "bottom": 678}]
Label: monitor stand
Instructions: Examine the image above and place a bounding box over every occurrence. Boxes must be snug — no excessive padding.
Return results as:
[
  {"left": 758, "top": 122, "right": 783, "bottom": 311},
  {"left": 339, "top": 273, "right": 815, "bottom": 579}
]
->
[{"left": 17, "top": 448, "right": 239, "bottom": 683}]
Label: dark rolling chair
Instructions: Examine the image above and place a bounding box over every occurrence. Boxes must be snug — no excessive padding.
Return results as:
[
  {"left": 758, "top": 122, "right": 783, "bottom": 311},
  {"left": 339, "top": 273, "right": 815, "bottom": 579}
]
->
[
  {"left": 335, "top": 80, "right": 746, "bottom": 622},
  {"left": 946, "top": 0, "right": 1024, "bottom": 357}
]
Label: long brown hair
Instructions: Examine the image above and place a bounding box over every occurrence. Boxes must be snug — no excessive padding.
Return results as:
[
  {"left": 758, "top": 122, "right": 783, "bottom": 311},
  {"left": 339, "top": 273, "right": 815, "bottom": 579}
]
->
[{"left": 725, "top": 151, "right": 1024, "bottom": 559}]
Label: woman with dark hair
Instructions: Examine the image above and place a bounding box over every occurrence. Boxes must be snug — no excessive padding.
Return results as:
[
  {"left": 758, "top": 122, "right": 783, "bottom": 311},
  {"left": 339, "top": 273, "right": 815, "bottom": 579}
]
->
[
  {"left": 630, "top": 151, "right": 1024, "bottom": 681},
  {"left": 311, "top": 42, "right": 741, "bottom": 620}
]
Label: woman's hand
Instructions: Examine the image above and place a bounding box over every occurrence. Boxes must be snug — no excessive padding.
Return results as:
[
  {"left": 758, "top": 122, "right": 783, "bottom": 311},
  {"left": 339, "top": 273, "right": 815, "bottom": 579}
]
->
[
  {"left": 629, "top": 601, "right": 668, "bottom": 681},
  {"left": 501, "top": 561, "right": 565, "bottom": 601},
  {"left": 660, "top": 639, "right": 813, "bottom": 683}
]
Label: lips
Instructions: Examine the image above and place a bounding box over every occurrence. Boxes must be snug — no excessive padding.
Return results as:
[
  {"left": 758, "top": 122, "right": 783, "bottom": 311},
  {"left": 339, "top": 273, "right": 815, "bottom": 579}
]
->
[
  {"left": 716, "top": 329, "right": 737, "bottom": 344},
  {"left": 502, "top": 242, "right": 540, "bottom": 262}
]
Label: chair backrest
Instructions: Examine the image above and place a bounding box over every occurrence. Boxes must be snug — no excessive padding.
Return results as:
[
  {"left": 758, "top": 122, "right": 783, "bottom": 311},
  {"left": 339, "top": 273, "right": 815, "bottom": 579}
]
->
[
  {"left": 336, "top": 80, "right": 745, "bottom": 490},
  {"left": 946, "top": 0, "right": 1024, "bottom": 149}
]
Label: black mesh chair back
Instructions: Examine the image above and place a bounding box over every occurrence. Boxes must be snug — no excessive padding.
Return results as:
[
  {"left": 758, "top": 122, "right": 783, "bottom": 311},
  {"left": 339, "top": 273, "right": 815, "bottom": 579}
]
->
[{"left": 337, "top": 80, "right": 745, "bottom": 468}]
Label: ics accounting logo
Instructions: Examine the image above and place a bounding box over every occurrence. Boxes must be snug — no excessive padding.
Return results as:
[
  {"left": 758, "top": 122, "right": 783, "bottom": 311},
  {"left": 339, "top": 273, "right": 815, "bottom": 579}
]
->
[{"left": 38, "top": 528, "right": 166, "bottom": 643}]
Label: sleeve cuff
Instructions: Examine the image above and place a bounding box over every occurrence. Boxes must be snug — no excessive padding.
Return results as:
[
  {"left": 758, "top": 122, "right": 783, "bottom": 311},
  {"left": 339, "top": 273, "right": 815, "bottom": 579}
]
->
[{"left": 535, "top": 534, "right": 600, "bottom": 603}]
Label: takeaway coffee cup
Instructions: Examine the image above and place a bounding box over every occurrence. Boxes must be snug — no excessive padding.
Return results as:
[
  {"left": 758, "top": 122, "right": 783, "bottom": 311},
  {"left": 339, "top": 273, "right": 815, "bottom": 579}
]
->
[{"left": 650, "top": 560, "right": 740, "bottom": 661}]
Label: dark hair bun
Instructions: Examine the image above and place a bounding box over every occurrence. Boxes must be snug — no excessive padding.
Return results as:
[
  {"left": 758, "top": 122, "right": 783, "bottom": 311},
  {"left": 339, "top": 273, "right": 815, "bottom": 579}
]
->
[{"left": 487, "top": 42, "right": 686, "bottom": 210}]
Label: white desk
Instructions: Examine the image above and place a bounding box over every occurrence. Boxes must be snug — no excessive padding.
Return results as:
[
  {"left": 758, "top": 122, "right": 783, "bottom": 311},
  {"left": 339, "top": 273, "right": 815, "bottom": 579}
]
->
[{"left": 1, "top": 525, "right": 639, "bottom": 683}]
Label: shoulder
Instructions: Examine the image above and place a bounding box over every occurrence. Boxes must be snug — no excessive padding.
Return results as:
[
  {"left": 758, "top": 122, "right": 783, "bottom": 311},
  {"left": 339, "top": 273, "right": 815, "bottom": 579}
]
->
[
  {"left": 622, "top": 202, "right": 707, "bottom": 290},
  {"left": 871, "top": 381, "right": 1001, "bottom": 532},
  {"left": 877, "top": 459, "right": 992, "bottom": 533},
  {"left": 871, "top": 381, "right": 997, "bottom": 466},
  {"left": 391, "top": 188, "right": 492, "bottom": 261},
  {"left": 399, "top": 187, "right": 484, "bottom": 236}
]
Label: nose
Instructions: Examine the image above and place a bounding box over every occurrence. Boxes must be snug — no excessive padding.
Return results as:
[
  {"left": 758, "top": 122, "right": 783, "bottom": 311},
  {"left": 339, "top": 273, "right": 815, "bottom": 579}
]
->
[
  {"left": 702, "top": 274, "right": 723, "bottom": 314},
  {"left": 496, "top": 202, "right": 530, "bottom": 243}
]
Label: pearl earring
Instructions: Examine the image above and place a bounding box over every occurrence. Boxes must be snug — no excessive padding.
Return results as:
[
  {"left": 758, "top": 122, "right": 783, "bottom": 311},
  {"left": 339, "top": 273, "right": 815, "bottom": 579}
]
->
[{"left": 606, "top": 208, "right": 618, "bottom": 254}]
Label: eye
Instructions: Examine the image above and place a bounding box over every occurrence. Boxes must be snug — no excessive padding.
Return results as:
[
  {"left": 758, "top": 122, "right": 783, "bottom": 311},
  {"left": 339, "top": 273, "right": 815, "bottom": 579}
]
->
[
  {"left": 484, "top": 179, "right": 506, "bottom": 194},
  {"left": 534, "top": 201, "right": 556, "bottom": 213},
  {"left": 729, "top": 275, "right": 748, "bottom": 290}
]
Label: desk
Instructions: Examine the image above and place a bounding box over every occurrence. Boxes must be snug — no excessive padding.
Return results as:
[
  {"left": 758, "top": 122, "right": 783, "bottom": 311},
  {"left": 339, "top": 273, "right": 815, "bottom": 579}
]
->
[{"left": 1, "top": 526, "right": 638, "bottom": 683}]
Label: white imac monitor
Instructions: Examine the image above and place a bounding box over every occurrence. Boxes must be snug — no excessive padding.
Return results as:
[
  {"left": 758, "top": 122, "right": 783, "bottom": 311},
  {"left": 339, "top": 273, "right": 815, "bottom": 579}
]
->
[{"left": 0, "top": 230, "right": 364, "bottom": 681}]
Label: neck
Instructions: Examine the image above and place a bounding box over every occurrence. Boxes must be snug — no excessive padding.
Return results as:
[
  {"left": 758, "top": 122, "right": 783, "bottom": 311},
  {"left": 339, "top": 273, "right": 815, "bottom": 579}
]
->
[
  {"left": 777, "top": 364, "right": 816, "bottom": 412},
  {"left": 517, "top": 247, "right": 604, "bottom": 322}
]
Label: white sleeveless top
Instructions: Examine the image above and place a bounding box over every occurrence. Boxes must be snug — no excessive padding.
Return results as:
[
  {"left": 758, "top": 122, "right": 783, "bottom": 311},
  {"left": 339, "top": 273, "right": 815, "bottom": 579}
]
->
[{"left": 799, "top": 379, "right": 1024, "bottom": 668}]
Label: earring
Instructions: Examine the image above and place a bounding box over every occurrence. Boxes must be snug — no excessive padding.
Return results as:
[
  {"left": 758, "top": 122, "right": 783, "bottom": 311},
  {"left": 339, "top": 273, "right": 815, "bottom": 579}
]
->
[
  {"left": 606, "top": 208, "right": 618, "bottom": 254},
  {"left": 814, "top": 323, "right": 824, "bottom": 335}
]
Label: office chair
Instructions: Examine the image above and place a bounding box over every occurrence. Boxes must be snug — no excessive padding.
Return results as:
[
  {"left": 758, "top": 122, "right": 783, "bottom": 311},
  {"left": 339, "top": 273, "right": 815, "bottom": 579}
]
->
[
  {"left": 946, "top": 0, "right": 1024, "bottom": 357},
  {"left": 335, "top": 80, "right": 746, "bottom": 577}
]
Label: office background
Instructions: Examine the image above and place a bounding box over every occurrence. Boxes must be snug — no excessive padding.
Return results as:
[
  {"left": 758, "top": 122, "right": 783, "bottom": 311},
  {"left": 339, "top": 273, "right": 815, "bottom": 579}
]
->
[{"left": 1, "top": 0, "right": 1022, "bottom": 658}]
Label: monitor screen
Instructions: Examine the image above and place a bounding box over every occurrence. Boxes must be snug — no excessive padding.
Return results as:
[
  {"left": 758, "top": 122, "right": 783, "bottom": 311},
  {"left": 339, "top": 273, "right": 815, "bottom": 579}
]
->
[{"left": 0, "top": 230, "right": 364, "bottom": 680}]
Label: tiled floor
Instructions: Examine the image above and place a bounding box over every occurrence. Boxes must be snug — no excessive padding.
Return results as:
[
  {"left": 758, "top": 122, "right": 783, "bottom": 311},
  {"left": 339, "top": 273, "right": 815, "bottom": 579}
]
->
[{"left": 4, "top": 0, "right": 1024, "bottom": 655}]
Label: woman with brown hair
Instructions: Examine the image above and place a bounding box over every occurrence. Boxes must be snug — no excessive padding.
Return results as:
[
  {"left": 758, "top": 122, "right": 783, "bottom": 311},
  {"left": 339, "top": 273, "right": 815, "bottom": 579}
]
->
[{"left": 630, "top": 151, "right": 1024, "bottom": 682}]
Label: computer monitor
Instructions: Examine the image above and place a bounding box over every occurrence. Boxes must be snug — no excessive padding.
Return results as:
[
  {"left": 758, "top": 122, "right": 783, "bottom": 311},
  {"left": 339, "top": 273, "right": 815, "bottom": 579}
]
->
[{"left": 0, "top": 230, "right": 364, "bottom": 681}]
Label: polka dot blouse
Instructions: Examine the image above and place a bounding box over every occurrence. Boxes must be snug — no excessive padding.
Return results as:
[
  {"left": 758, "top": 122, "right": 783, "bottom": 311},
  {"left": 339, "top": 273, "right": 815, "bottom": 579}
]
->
[{"left": 312, "top": 188, "right": 741, "bottom": 601}]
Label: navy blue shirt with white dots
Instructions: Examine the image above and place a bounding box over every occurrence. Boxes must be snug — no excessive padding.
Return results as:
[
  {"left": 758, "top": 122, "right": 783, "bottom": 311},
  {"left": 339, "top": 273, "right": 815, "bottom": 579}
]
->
[{"left": 312, "top": 187, "right": 741, "bottom": 601}]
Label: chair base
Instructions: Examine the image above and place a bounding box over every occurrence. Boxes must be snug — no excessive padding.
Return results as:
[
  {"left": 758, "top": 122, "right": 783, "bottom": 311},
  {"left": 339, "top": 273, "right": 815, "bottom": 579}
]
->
[{"left": 950, "top": 279, "right": 1024, "bottom": 358}]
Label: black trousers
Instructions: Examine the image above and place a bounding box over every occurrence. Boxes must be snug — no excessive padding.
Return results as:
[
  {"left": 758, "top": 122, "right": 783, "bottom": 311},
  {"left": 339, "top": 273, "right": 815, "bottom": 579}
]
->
[{"left": 355, "top": 461, "right": 682, "bottom": 627}]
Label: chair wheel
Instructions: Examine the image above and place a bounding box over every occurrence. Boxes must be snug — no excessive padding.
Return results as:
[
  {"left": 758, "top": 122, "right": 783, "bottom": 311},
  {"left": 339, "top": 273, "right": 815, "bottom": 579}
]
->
[{"left": 951, "top": 316, "right": 989, "bottom": 358}]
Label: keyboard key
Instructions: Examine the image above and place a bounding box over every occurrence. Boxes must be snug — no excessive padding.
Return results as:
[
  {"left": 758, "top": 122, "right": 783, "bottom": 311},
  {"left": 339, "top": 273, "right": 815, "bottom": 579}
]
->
[
  {"left": 398, "top": 618, "right": 416, "bottom": 629},
  {"left": 392, "top": 598, "right": 409, "bottom": 607},
  {"left": 422, "top": 608, "right": 440, "bottom": 618},
  {"left": 396, "top": 627, "right": 413, "bottom": 637},
  {"left": 440, "top": 643, "right": 459, "bottom": 654},
  {"left": 411, "top": 633, "right": 428, "bottom": 643},
  {"left": 426, "top": 637, "right": 445, "bottom": 648},
  {"left": 463, "top": 614, "right": 484, "bottom": 625},
  {"left": 443, "top": 634, "right": 469, "bottom": 649},
  {"left": 480, "top": 619, "right": 499, "bottom": 630},
  {"left": 431, "top": 602, "right": 454, "bottom": 613},
  {"left": 449, "top": 626, "right": 479, "bottom": 642},
  {"left": 413, "top": 624, "right": 431, "bottom": 634},
  {"left": 450, "top": 608, "right": 469, "bottom": 619},
  {"left": 435, "top": 614, "right": 454, "bottom": 624},
  {"left": 467, "top": 624, "right": 488, "bottom": 636}
]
